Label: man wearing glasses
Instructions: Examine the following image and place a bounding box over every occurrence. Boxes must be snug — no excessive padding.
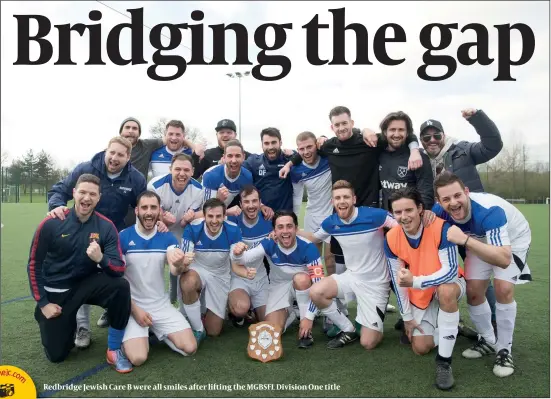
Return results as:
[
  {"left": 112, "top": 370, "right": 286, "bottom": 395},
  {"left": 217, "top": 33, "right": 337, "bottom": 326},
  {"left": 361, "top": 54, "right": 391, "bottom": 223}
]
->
[{"left": 419, "top": 108, "right": 503, "bottom": 338}]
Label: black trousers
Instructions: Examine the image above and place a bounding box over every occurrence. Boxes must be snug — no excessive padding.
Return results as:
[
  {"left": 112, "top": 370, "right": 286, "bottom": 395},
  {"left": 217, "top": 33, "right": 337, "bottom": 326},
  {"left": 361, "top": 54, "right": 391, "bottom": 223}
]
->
[{"left": 34, "top": 273, "right": 131, "bottom": 363}]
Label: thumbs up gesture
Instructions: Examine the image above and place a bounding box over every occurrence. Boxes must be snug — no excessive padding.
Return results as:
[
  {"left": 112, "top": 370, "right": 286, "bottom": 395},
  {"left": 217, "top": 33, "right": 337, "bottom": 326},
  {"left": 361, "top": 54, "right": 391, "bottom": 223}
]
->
[
  {"left": 398, "top": 264, "right": 414, "bottom": 287},
  {"left": 217, "top": 184, "right": 229, "bottom": 202}
]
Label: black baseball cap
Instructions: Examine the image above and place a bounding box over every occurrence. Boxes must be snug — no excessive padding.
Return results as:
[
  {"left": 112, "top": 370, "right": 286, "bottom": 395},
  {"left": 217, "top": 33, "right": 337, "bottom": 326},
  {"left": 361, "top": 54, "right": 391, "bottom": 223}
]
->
[
  {"left": 420, "top": 119, "right": 444, "bottom": 135},
  {"left": 215, "top": 119, "right": 237, "bottom": 132}
]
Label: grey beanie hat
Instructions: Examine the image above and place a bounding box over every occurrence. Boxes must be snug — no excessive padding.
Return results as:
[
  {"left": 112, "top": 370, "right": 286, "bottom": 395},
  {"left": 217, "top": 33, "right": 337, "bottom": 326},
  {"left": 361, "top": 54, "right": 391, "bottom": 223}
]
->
[{"left": 119, "top": 117, "right": 142, "bottom": 135}]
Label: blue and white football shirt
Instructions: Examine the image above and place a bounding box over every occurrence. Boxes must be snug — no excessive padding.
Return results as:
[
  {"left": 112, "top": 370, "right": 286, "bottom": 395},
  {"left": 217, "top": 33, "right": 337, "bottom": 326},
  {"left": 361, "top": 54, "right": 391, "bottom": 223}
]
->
[
  {"left": 228, "top": 214, "right": 272, "bottom": 280},
  {"left": 182, "top": 219, "right": 243, "bottom": 280},
  {"left": 119, "top": 225, "right": 179, "bottom": 311},
  {"left": 202, "top": 164, "right": 253, "bottom": 207},
  {"left": 148, "top": 174, "right": 204, "bottom": 242},
  {"left": 290, "top": 156, "right": 333, "bottom": 218},
  {"left": 149, "top": 145, "right": 193, "bottom": 179},
  {"left": 314, "top": 206, "right": 398, "bottom": 283}
]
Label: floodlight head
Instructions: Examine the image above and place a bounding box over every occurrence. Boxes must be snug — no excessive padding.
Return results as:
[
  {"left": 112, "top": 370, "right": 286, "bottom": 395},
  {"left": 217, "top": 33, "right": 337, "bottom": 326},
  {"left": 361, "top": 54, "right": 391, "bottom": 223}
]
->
[
  {"left": 236, "top": 72, "right": 243, "bottom": 78},
  {"left": 226, "top": 73, "right": 234, "bottom": 78},
  {"left": 244, "top": 71, "right": 251, "bottom": 76}
]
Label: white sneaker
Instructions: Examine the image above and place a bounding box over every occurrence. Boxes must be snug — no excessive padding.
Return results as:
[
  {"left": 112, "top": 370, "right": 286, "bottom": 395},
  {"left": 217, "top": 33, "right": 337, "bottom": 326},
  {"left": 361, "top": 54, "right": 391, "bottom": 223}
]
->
[
  {"left": 97, "top": 311, "right": 109, "bottom": 328},
  {"left": 74, "top": 327, "right": 91, "bottom": 349},
  {"left": 462, "top": 336, "right": 496, "bottom": 359},
  {"left": 493, "top": 349, "right": 515, "bottom": 377},
  {"left": 386, "top": 304, "right": 397, "bottom": 313}
]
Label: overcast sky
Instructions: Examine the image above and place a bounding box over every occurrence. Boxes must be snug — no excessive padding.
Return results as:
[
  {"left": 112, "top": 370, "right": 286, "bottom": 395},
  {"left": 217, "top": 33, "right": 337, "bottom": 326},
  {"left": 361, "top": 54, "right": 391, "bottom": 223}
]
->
[{"left": 1, "top": 1, "right": 549, "bottom": 169}]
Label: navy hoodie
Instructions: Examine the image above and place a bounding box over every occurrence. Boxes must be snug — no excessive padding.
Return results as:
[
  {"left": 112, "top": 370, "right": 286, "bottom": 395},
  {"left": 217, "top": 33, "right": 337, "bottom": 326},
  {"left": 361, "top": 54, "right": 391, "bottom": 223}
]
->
[
  {"left": 27, "top": 208, "right": 126, "bottom": 308},
  {"left": 47, "top": 151, "right": 147, "bottom": 231}
]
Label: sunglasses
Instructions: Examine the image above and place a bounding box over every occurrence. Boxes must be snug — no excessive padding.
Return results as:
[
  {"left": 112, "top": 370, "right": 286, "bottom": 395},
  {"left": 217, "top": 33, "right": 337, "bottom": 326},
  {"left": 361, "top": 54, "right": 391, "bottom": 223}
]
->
[{"left": 421, "top": 132, "right": 443, "bottom": 143}]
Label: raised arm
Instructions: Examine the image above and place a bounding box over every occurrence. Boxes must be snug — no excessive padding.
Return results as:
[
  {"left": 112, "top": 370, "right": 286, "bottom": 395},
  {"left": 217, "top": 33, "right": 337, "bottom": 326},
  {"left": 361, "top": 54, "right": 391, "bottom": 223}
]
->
[
  {"left": 230, "top": 241, "right": 268, "bottom": 265},
  {"left": 463, "top": 109, "right": 503, "bottom": 164}
]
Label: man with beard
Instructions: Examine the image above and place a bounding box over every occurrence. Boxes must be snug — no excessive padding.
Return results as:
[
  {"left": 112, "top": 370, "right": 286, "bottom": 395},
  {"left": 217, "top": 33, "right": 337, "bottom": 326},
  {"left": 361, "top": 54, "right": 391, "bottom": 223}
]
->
[
  {"left": 47, "top": 137, "right": 147, "bottom": 345},
  {"left": 120, "top": 191, "right": 198, "bottom": 366},
  {"left": 378, "top": 111, "right": 434, "bottom": 211},
  {"left": 148, "top": 154, "right": 205, "bottom": 305},
  {"left": 280, "top": 107, "right": 422, "bottom": 313},
  {"left": 385, "top": 188, "right": 464, "bottom": 390},
  {"left": 432, "top": 172, "right": 532, "bottom": 378},
  {"left": 420, "top": 109, "right": 503, "bottom": 335},
  {"left": 304, "top": 180, "right": 398, "bottom": 350},
  {"left": 193, "top": 119, "right": 252, "bottom": 179},
  {"left": 149, "top": 120, "right": 203, "bottom": 178},
  {"left": 179, "top": 198, "right": 247, "bottom": 341},
  {"left": 202, "top": 140, "right": 253, "bottom": 217},
  {"left": 243, "top": 128, "right": 296, "bottom": 212},
  {"left": 28, "top": 174, "right": 132, "bottom": 373},
  {"left": 231, "top": 210, "right": 325, "bottom": 349},
  {"left": 227, "top": 185, "right": 273, "bottom": 325}
]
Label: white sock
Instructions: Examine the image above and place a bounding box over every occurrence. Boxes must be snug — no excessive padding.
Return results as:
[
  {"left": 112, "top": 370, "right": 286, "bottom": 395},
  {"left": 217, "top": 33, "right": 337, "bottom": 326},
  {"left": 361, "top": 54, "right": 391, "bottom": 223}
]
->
[
  {"left": 468, "top": 300, "right": 496, "bottom": 345},
  {"left": 183, "top": 300, "right": 203, "bottom": 332},
  {"left": 295, "top": 288, "right": 311, "bottom": 320},
  {"left": 76, "top": 305, "right": 91, "bottom": 330},
  {"left": 321, "top": 301, "right": 354, "bottom": 332},
  {"left": 437, "top": 309, "right": 459, "bottom": 358},
  {"left": 284, "top": 309, "right": 297, "bottom": 333},
  {"left": 163, "top": 337, "right": 191, "bottom": 356},
  {"left": 336, "top": 298, "right": 349, "bottom": 316},
  {"left": 496, "top": 301, "right": 516, "bottom": 354},
  {"left": 335, "top": 263, "right": 346, "bottom": 274}
]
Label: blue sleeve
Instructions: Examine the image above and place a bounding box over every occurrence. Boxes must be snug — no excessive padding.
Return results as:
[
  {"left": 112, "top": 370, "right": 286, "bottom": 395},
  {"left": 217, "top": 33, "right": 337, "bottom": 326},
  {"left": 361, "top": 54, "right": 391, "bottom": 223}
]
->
[
  {"left": 260, "top": 238, "right": 275, "bottom": 255},
  {"left": 183, "top": 224, "right": 195, "bottom": 244},
  {"left": 242, "top": 156, "right": 254, "bottom": 173},
  {"left": 305, "top": 242, "right": 322, "bottom": 263},
  {"left": 119, "top": 230, "right": 129, "bottom": 255},
  {"left": 131, "top": 172, "right": 147, "bottom": 208},
  {"left": 227, "top": 215, "right": 239, "bottom": 224},
  {"left": 439, "top": 223, "right": 456, "bottom": 250},
  {"left": 290, "top": 168, "right": 301, "bottom": 184},
  {"left": 481, "top": 206, "right": 507, "bottom": 231},
  {"left": 230, "top": 225, "right": 243, "bottom": 245},
  {"left": 47, "top": 163, "right": 88, "bottom": 210},
  {"left": 384, "top": 238, "right": 398, "bottom": 259},
  {"left": 432, "top": 203, "right": 446, "bottom": 218},
  {"left": 201, "top": 169, "right": 218, "bottom": 190},
  {"left": 164, "top": 232, "right": 179, "bottom": 248}
]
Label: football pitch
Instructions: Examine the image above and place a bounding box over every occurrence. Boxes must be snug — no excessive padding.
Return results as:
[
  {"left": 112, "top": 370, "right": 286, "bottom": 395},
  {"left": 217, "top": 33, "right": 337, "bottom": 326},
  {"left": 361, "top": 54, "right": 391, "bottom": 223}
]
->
[{"left": 1, "top": 203, "right": 549, "bottom": 398}]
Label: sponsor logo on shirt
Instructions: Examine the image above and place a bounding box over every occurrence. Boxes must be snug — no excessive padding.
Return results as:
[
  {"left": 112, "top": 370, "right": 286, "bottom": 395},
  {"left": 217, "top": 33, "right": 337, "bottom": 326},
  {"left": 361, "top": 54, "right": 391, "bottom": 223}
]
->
[
  {"left": 119, "top": 186, "right": 132, "bottom": 192},
  {"left": 333, "top": 148, "right": 339, "bottom": 153},
  {"left": 381, "top": 181, "right": 408, "bottom": 190}
]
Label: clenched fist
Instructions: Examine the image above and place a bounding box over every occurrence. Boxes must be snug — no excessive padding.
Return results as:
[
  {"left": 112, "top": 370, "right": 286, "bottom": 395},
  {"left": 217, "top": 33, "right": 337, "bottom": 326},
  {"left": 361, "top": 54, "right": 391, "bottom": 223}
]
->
[
  {"left": 398, "top": 267, "right": 413, "bottom": 287},
  {"left": 461, "top": 108, "right": 477, "bottom": 119},
  {"left": 41, "top": 303, "right": 62, "bottom": 319},
  {"left": 217, "top": 185, "right": 230, "bottom": 202},
  {"left": 163, "top": 211, "right": 177, "bottom": 225},
  {"left": 447, "top": 225, "right": 469, "bottom": 246},
  {"left": 87, "top": 241, "right": 103, "bottom": 263},
  {"left": 246, "top": 267, "right": 257, "bottom": 280},
  {"left": 167, "top": 248, "right": 186, "bottom": 266},
  {"left": 183, "top": 252, "right": 195, "bottom": 267},
  {"left": 233, "top": 242, "right": 248, "bottom": 257},
  {"left": 180, "top": 209, "right": 195, "bottom": 227}
]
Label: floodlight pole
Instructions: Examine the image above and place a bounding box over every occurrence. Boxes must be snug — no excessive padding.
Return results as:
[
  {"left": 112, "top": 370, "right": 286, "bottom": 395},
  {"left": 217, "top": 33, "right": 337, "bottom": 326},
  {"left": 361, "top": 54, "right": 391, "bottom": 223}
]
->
[{"left": 226, "top": 71, "right": 251, "bottom": 142}]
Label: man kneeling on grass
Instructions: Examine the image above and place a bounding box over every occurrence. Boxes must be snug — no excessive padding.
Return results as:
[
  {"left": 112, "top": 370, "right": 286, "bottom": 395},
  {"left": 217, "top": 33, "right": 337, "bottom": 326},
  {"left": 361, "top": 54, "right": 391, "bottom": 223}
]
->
[
  {"left": 120, "top": 191, "right": 198, "bottom": 366},
  {"left": 27, "top": 174, "right": 133, "bottom": 373}
]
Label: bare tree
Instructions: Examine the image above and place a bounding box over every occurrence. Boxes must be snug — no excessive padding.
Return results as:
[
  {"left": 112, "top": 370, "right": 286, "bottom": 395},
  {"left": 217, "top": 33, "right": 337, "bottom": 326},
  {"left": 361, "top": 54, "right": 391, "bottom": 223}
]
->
[{"left": 1, "top": 151, "right": 9, "bottom": 167}]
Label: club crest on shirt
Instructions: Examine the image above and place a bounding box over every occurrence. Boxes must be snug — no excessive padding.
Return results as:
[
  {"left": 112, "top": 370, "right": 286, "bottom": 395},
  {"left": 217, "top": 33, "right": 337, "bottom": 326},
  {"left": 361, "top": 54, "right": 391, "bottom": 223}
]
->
[
  {"left": 397, "top": 165, "right": 408, "bottom": 178},
  {"left": 89, "top": 233, "right": 100, "bottom": 243}
]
